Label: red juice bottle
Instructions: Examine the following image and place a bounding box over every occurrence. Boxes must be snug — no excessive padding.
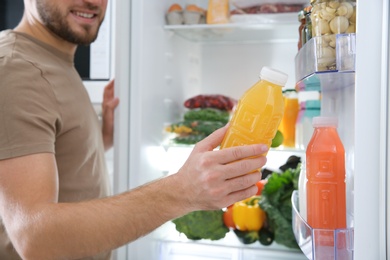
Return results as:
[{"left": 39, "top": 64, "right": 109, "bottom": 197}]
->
[{"left": 306, "top": 116, "right": 346, "bottom": 250}]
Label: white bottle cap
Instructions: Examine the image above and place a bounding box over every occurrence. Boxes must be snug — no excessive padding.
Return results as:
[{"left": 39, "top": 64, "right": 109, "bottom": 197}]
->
[
  {"left": 312, "top": 116, "right": 338, "bottom": 128},
  {"left": 259, "top": 66, "right": 288, "bottom": 86}
]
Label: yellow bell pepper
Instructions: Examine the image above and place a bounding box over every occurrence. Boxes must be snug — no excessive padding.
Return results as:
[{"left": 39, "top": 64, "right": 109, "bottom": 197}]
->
[{"left": 232, "top": 196, "right": 266, "bottom": 231}]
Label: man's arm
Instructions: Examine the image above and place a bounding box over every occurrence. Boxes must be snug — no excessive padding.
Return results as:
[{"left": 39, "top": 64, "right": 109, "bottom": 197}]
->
[{"left": 0, "top": 126, "right": 267, "bottom": 260}]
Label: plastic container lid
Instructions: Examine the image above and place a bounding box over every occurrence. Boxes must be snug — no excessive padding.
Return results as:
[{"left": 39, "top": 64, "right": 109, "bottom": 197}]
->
[
  {"left": 312, "top": 116, "right": 338, "bottom": 128},
  {"left": 260, "top": 66, "right": 288, "bottom": 87}
]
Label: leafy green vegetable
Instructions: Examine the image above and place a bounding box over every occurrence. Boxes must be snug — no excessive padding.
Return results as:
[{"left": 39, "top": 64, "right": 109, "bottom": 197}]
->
[
  {"left": 184, "top": 108, "right": 230, "bottom": 123},
  {"left": 259, "top": 163, "right": 301, "bottom": 249},
  {"left": 191, "top": 120, "right": 225, "bottom": 136},
  {"left": 172, "top": 134, "right": 206, "bottom": 145},
  {"left": 172, "top": 210, "right": 229, "bottom": 241},
  {"left": 168, "top": 120, "right": 225, "bottom": 136}
]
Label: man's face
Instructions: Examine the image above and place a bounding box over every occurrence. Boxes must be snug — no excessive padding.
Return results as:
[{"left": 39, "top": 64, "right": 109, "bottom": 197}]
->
[{"left": 36, "top": 0, "right": 108, "bottom": 45}]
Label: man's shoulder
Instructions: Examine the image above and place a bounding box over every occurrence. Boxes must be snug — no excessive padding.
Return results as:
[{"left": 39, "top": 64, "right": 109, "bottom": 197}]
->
[
  {"left": 0, "top": 30, "right": 48, "bottom": 77},
  {"left": 0, "top": 30, "right": 51, "bottom": 62},
  {"left": 0, "top": 30, "right": 17, "bottom": 57},
  {"left": 0, "top": 30, "right": 31, "bottom": 63}
]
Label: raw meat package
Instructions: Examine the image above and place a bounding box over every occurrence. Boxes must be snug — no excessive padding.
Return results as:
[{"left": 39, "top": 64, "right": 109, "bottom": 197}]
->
[{"left": 232, "top": 0, "right": 309, "bottom": 9}]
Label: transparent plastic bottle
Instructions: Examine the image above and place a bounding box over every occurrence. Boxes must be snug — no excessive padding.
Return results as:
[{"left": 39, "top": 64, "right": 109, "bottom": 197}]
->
[
  {"left": 220, "top": 67, "right": 288, "bottom": 154},
  {"left": 278, "top": 89, "right": 299, "bottom": 148},
  {"left": 306, "top": 116, "right": 346, "bottom": 247}
]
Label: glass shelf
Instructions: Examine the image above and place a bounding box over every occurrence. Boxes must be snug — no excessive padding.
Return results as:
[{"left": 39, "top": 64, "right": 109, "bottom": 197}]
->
[
  {"left": 295, "top": 33, "right": 356, "bottom": 92},
  {"left": 164, "top": 21, "right": 299, "bottom": 43},
  {"left": 153, "top": 221, "right": 306, "bottom": 259},
  {"left": 291, "top": 190, "right": 354, "bottom": 260}
]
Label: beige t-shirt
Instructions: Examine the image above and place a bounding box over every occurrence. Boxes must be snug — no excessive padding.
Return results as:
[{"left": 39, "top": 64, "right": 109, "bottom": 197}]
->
[{"left": 0, "top": 30, "right": 111, "bottom": 260}]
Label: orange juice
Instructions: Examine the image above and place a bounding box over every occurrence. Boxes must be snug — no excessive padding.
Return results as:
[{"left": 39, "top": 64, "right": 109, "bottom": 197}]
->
[
  {"left": 306, "top": 116, "right": 346, "bottom": 248},
  {"left": 278, "top": 91, "right": 299, "bottom": 148},
  {"left": 220, "top": 67, "right": 288, "bottom": 152}
]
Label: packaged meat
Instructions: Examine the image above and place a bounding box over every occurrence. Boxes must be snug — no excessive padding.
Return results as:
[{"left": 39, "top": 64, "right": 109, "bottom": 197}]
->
[
  {"left": 183, "top": 94, "right": 237, "bottom": 111},
  {"left": 232, "top": 0, "right": 309, "bottom": 9}
]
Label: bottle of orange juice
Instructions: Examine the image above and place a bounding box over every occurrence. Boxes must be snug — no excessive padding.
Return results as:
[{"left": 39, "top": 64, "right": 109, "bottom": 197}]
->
[
  {"left": 278, "top": 89, "right": 299, "bottom": 148},
  {"left": 220, "top": 66, "right": 288, "bottom": 153},
  {"left": 306, "top": 116, "right": 346, "bottom": 248}
]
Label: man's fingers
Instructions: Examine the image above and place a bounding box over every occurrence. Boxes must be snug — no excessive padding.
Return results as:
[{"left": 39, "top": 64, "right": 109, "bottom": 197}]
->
[
  {"left": 218, "top": 144, "right": 268, "bottom": 165},
  {"left": 103, "top": 79, "right": 115, "bottom": 102}
]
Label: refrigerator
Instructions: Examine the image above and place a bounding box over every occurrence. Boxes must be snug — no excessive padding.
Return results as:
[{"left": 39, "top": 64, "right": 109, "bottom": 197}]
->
[{"left": 104, "top": 0, "right": 390, "bottom": 259}]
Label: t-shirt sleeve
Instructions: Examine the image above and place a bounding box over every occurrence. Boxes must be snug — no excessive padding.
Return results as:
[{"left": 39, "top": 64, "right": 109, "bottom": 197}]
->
[{"left": 0, "top": 57, "right": 60, "bottom": 159}]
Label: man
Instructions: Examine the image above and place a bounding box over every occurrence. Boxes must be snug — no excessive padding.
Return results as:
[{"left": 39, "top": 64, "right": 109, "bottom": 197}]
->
[{"left": 0, "top": 0, "right": 267, "bottom": 259}]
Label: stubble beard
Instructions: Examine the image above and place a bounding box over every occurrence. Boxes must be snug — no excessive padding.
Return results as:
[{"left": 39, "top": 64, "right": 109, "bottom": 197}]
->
[{"left": 36, "top": 0, "right": 103, "bottom": 45}]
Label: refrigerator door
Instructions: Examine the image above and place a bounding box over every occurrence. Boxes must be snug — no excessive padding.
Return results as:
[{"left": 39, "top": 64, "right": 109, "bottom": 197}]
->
[
  {"left": 387, "top": 2, "right": 390, "bottom": 258},
  {"left": 354, "top": 0, "right": 388, "bottom": 259},
  {"left": 384, "top": 0, "right": 390, "bottom": 258}
]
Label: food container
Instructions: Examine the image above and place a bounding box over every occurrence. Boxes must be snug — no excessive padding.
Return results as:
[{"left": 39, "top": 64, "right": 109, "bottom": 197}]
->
[
  {"left": 311, "top": 0, "right": 356, "bottom": 37},
  {"left": 310, "top": 0, "right": 356, "bottom": 71},
  {"left": 166, "top": 4, "right": 184, "bottom": 25},
  {"left": 183, "top": 5, "right": 206, "bottom": 25},
  {"left": 183, "top": 11, "right": 201, "bottom": 24}
]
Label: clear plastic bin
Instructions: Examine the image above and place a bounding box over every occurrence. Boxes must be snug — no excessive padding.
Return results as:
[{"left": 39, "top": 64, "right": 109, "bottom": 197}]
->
[
  {"left": 291, "top": 190, "right": 354, "bottom": 260},
  {"left": 295, "top": 33, "right": 356, "bottom": 82}
]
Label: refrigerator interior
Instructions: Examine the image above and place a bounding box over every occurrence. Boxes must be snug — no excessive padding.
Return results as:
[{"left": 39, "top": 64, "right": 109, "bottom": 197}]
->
[{"left": 113, "top": 0, "right": 310, "bottom": 259}]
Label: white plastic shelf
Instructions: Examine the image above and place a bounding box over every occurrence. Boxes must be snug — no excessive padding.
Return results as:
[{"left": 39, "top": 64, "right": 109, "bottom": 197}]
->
[{"left": 291, "top": 191, "right": 354, "bottom": 260}]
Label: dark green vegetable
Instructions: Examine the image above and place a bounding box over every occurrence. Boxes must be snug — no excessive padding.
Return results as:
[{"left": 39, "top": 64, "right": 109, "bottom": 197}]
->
[
  {"left": 258, "top": 164, "right": 301, "bottom": 249},
  {"left": 184, "top": 108, "right": 230, "bottom": 123},
  {"left": 172, "top": 134, "right": 206, "bottom": 145},
  {"left": 279, "top": 155, "right": 301, "bottom": 172},
  {"left": 233, "top": 229, "right": 259, "bottom": 245},
  {"left": 168, "top": 120, "right": 224, "bottom": 136},
  {"left": 172, "top": 210, "right": 229, "bottom": 241},
  {"left": 258, "top": 226, "right": 274, "bottom": 246},
  {"left": 191, "top": 120, "right": 225, "bottom": 136}
]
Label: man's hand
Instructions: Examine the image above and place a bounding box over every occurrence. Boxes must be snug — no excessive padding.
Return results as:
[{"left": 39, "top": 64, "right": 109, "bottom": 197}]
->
[
  {"left": 174, "top": 125, "right": 268, "bottom": 212},
  {"left": 102, "top": 79, "right": 119, "bottom": 151}
]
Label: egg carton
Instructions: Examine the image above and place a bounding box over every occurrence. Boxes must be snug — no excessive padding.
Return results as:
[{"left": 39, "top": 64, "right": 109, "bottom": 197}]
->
[{"left": 295, "top": 33, "right": 356, "bottom": 82}]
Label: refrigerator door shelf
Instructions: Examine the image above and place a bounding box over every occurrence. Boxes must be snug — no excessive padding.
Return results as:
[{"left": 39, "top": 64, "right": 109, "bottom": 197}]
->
[
  {"left": 295, "top": 71, "right": 355, "bottom": 93},
  {"left": 291, "top": 190, "right": 354, "bottom": 260},
  {"left": 295, "top": 33, "right": 356, "bottom": 85}
]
